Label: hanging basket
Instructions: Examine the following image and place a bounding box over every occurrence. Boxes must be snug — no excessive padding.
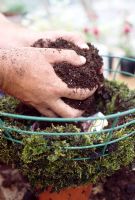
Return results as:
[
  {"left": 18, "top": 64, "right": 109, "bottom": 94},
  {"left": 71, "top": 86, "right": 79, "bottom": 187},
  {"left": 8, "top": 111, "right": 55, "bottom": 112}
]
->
[{"left": 0, "top": 56, "right": 135, "bottom": 200}]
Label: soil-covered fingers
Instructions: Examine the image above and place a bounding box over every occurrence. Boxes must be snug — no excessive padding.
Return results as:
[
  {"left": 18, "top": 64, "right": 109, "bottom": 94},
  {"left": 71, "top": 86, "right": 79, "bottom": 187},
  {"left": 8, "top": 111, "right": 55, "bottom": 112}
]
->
[
  {"left": 34, "top": 31, "right": 89, "bottom": 49},
  {"left": 41, "top": 48, "right": 86, "bottom": 66},
  {"left": 62, "top": 85, "right": 98, "bottom": 100},
  {"left": 63, "top": 33, "right": 89, "bottom": 49},
  {"left": 36, "top": 106, "right": 58, "bottom": 117},
  {"left": 51, "top": 99, "right": 84, "bottom": 118}
]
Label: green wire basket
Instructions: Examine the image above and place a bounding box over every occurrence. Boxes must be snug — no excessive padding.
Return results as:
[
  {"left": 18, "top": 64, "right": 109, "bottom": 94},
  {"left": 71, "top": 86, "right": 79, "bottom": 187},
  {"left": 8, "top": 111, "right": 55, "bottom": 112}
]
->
[{"left": 0, "top": 56, "right": 135, "bottom": 161}]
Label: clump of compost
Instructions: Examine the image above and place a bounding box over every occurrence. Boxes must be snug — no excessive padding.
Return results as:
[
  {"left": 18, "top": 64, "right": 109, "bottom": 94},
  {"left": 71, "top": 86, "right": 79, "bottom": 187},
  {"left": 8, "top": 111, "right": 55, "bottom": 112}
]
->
[{"left": 32, "top": 38, "right": 103, "bottom": 115}]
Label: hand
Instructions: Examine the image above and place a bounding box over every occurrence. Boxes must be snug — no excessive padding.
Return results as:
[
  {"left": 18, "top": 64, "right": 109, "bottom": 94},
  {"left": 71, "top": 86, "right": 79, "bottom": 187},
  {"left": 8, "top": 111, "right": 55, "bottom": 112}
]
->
[
  {"left": 5, "top": 29, "right": 89, "bottom": 49},
  {"left": 1, "top": 47, "right": 97, "bottom": 117},
  {"left": 21, "top": 30, "right": 89, "bottom": 49}
]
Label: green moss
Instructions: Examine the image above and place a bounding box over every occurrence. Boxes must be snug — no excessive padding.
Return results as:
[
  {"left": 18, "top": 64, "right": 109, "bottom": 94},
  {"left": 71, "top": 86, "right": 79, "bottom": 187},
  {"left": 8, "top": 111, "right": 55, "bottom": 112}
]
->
[
  {"left": 100, "top": 80, "right": 135, "bottom": 114},
  {"left": 20, "top": 127, "right": 135, "bottom": 190},
  {"left": 0, "top": 96, "right": 19, "bottom": 113},
  {"left": 0, "top": 133, "right": 22, "bottom": 166},
  {"left": 0, "top": 125, "right": 134, "bottom": 191},
  {"left": 0, "top": 80, "right": 135, "bottom": 191}
]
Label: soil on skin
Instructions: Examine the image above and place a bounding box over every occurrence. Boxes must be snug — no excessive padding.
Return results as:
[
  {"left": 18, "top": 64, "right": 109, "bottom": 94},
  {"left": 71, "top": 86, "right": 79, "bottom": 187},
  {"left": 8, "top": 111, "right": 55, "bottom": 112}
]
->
[
  {"left": 91, "top": 167, "right": 135, "bottom": 200},
  {"left": 32, "top": 38, "right": 103, "bottom": 115}
]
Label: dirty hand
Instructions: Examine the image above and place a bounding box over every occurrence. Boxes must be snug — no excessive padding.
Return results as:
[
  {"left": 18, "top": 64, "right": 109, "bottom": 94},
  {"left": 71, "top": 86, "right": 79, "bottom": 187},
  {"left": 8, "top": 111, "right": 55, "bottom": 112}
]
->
[
  {"left": 21, "top": 30, "right": 89, "bottom": 49},
  {"left": 0, "top": 47, "right": 97, "bottom": 117}
]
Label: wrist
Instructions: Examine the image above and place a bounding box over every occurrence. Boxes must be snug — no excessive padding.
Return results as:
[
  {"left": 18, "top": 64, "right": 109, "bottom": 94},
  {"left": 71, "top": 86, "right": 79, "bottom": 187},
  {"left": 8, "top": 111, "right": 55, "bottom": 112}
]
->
[
  {"left": 0, "top": 49, "right": 8, "bottom": 90},
  {"left": 0, "top": 48, "right": 27, "bottom": 96},
  {"left": 0, "top": 49, "right": 17, "bottom": 93}
]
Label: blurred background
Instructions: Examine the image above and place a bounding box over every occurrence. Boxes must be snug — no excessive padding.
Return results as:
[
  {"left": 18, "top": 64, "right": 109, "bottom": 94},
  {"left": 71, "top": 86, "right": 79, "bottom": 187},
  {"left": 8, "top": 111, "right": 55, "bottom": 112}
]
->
[{"left": 0, "top": 0, "right": 135, "bottom": 85}]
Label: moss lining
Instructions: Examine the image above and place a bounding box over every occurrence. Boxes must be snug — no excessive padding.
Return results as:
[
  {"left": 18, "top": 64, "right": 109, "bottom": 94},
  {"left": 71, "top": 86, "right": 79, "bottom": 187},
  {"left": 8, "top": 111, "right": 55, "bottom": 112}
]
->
[{"left": 0, "top": 80, "right": 135, "bottom": 191}]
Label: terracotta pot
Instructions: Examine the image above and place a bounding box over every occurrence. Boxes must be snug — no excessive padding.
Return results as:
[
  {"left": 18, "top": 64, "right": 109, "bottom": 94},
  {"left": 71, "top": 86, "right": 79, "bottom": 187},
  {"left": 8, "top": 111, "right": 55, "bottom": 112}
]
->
[{"left": 39, "top": 183, "right": 93, "bottom": 200}]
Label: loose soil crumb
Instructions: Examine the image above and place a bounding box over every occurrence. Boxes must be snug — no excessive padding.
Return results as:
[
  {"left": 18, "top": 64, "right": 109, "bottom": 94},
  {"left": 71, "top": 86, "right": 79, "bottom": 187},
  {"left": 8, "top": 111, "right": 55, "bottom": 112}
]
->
[
  {"left": 91, "top": 167, "right": 135, "bottom": 200},
  {"left": 32, "top": 38, "right": 103, "bottom": 115}
]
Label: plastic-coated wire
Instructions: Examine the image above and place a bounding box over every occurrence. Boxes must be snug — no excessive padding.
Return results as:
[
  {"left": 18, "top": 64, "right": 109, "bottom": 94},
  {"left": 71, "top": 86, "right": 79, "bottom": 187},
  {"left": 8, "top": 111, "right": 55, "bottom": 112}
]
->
[
  {"left": 3, "top": 129, "right": 135, "bottom": 150},
  {"left": 1, "top": 108, "right": 135, "bottom": 122},
  {"left": 64, "top": 130, "right": 135, "bottom": 150},
  {"left": 102, "top": 116, "right": 119, "bottom": 155},
  {"left": 70, "top": 153, "right": 109, "bottom": 161},
  {"left": 0, "top": 119, "right": 135, "bottom": 136}
]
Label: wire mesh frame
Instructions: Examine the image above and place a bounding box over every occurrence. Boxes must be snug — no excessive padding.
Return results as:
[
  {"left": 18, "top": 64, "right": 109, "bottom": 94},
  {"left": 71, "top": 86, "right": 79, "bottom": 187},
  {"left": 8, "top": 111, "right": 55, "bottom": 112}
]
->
[{"left": 0, "top": 56, "right": 135, "bottom": 161}]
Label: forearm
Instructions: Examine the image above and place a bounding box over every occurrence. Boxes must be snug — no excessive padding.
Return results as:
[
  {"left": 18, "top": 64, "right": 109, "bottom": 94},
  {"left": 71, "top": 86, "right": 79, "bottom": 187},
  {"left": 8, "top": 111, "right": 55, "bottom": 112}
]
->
[
  {"left": 0, "top": 13, "right": 10, "bottom": 25},
  {"left": 0, "top": 13, "right": 29, "bottom": 48},
  {"left": 0, "top": 14, "right": 14, "bottom": 47},
  {"left": 0, "top": 48, "right": 31, "bottom": 100}
]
